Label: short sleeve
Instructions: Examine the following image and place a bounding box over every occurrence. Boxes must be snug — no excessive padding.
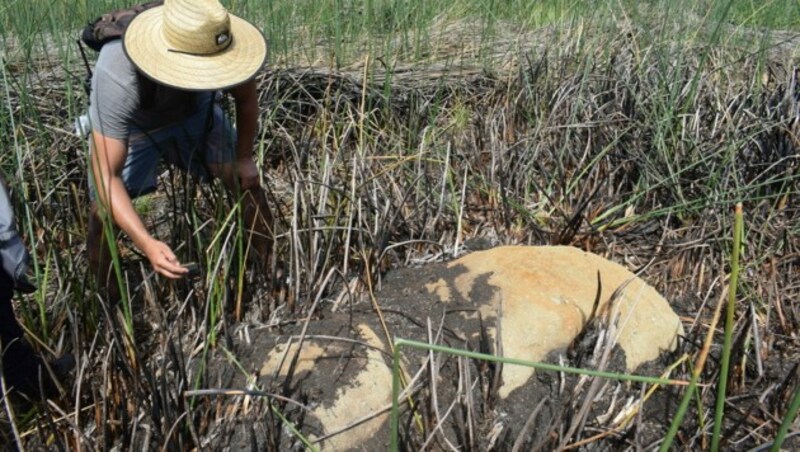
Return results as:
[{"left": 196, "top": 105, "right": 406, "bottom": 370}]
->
[{"left": 88, "top": 41, "right": 139, "bottom": 141}]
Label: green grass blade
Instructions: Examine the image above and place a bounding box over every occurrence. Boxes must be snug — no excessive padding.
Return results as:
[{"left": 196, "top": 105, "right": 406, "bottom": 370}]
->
[
  {"left": 770, "top": 382, "right": 800, "bottom": 452},
  {"left": 712, "top": 203, "right": 744, "bottom": 451},
  {"left": 390, "top": 338, "right": 688, "bottom": 450}
]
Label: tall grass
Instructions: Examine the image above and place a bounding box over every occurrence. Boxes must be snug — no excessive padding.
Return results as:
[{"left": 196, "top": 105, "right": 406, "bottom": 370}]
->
[
  {"left": 0, "top": 0, "right": 798, "bottom": 449},
  {"left": 4, "top": 0, "right": 792, "bottom": 71}
]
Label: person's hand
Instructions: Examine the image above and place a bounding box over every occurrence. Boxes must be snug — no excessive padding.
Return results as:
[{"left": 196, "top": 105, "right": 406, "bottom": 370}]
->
[
  {"left": 237, "top": 157, "right": 260, "bottom": 190},
  {"left": 142, "top": 239, "right": 188, "bottom": 279}
]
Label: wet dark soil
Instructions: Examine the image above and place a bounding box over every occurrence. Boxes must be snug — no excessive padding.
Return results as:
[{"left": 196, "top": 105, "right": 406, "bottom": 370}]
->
[{"left": 199, "top": 251, "right": 740, "bottom": 451}]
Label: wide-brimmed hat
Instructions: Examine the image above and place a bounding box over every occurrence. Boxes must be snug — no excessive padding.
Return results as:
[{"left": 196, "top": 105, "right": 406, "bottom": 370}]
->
[{"left": 123, "top": 0, "right": 267, "bottom": 91}]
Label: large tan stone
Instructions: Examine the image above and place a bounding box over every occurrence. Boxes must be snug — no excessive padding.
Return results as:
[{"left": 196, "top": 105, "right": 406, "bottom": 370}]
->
[
  {"left": 243, "top": 245, "right": 684, "bottom": 449},
  {"left": 425, "top": 245, "right": 684, "bottom": 398}
]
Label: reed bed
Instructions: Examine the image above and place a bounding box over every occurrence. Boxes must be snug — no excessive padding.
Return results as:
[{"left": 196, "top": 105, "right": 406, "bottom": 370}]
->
[{"left": 0, "top": 1, "right": 798, "bottom": 450}]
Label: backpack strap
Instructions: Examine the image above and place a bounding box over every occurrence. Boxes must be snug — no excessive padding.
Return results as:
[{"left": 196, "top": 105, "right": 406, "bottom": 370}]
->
[
  {"left": 78, "top": 2, "right": 165, "bottom": 101},
  {"left": 76, "top": 39, "right": 92, "bottom": 96}
]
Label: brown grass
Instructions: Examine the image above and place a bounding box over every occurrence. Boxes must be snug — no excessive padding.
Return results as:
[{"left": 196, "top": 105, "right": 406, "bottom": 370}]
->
[{"left": 0, "top": 22, "right": 798, "bottom": 450}]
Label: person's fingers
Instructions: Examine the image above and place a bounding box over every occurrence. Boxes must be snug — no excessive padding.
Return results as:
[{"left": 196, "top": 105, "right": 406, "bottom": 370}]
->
[
  {"left": 156, "top": 268, "right": 183, "bottom": 280},
  {"left": 158, "top": 244, "right": 179, "bottom": 264},
  {"left": 147, "top": 241, "right": 189, "bottom": 279},
  {"left": 155, "top": 262, "right": 189, "bottom": 279}
]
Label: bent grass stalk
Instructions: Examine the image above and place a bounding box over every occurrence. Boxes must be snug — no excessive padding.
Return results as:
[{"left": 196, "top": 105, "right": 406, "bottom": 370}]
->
[{"left": 390, "top": 338, "right": 690, "bottom": 450}]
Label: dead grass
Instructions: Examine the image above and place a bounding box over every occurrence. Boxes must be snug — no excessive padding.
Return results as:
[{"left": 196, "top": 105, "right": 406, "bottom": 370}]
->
[{"left": 0, "top": 20, "right": 798, "bottom": 450}]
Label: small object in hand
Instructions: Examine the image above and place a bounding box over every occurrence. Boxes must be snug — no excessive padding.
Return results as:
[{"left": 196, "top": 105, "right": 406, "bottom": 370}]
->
[{"left": 184, "top": 262, "right": 201, "bottom": 279}]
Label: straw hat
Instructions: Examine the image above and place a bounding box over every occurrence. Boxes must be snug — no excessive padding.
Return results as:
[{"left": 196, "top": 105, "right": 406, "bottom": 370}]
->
[{"left": 123, "top": 0, "right": 267, "bottom": 91}]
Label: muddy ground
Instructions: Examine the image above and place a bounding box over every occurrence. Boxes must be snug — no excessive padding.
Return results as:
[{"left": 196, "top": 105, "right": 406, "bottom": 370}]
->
[{"left": 195, "top": 247, "right": 798, "bottom": 451}]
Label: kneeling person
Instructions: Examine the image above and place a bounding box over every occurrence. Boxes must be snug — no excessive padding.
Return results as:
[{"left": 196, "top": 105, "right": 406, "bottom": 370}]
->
[{"left": 87, "top": 0, "right": 273, "bottom": 299}]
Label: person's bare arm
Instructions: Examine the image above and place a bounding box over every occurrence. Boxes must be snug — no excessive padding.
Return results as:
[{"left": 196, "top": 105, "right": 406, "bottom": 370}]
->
[
  {"left": 228, "top": 79, "right": 260, "bottom": 190},
  {"left": 90, "top": 131, "right": 188, "bottom": 279}
]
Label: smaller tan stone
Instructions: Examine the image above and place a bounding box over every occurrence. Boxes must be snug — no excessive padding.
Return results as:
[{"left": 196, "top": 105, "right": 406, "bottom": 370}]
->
[
  {"left": 259, "top": 325, "right": 393, "bottom": 451},
  {"left": 260, "top": 342, "right": 336, "bottom": 377}
]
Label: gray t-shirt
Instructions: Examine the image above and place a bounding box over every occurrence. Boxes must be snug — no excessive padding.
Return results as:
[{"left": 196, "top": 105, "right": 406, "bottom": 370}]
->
[{"left": 88, "top": 41, "right": 198, "bottom": 141}]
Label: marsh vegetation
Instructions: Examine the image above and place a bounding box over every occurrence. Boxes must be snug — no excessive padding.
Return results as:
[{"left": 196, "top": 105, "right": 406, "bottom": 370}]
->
[{"left": 0, "top": 0, "right": 798, "bottom": 449}]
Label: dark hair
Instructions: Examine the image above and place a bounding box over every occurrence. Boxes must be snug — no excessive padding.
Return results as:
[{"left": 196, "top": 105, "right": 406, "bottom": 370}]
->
[{"left": 135, "top": 70, "right": 196, "bottom": 113}]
